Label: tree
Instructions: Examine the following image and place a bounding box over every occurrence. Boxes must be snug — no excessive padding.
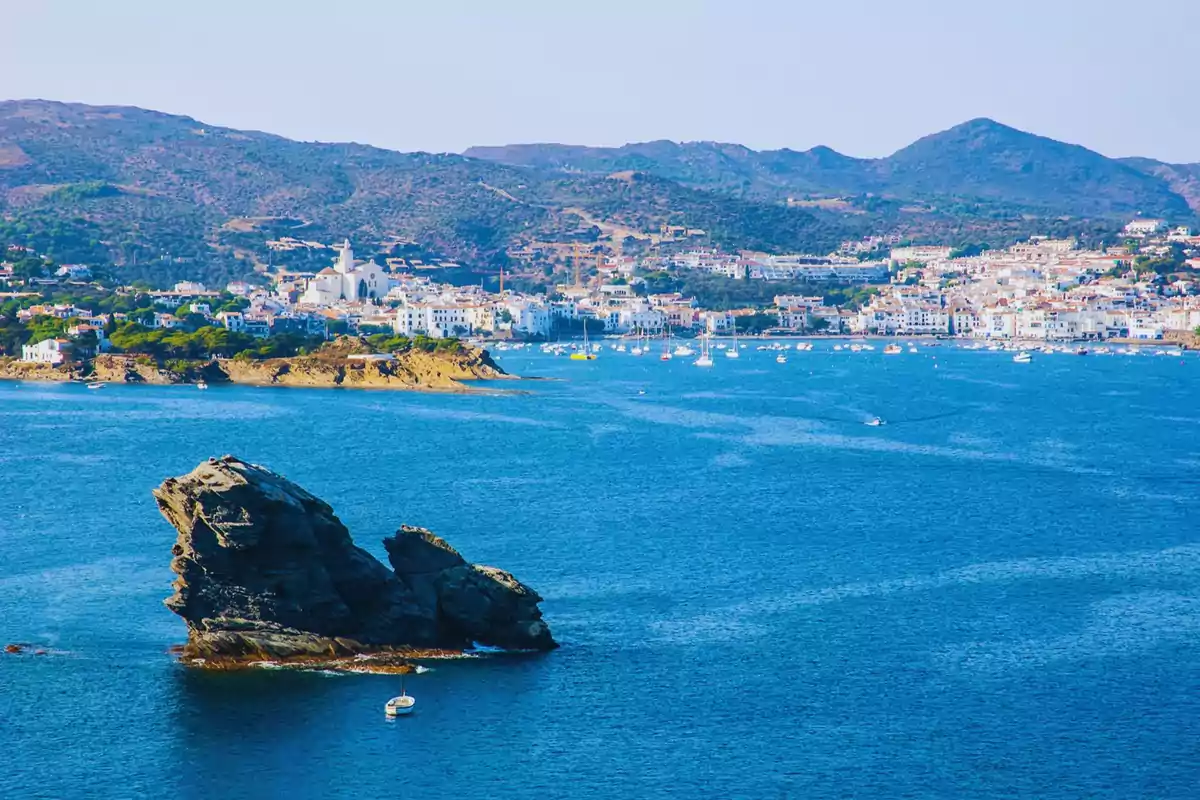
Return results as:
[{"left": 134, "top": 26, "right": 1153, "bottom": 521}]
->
[
  {"left": 949, "top": 243, "right": 990, "bottom": 259},
  {"left": 24, "top": 316, "right": 67, "bottom": 345},
  {"left": 12, "top": 258, "right": 46, "bottom": 281},
  {"left": 736, "top": 312, "right": 777, "bottom": 334}
]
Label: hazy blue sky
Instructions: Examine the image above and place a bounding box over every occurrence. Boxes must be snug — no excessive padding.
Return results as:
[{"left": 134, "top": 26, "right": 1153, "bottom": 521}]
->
[{"left": 3, "top": 0, "right": 1198, "bottom": 162}]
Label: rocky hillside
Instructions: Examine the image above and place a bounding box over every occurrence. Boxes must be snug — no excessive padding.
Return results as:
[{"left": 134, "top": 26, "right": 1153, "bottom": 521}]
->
[
  {"left": 5, "top": 101, "right": 1194, "bottom": 287},
  {"left": 0, "top": 100, "right": 846, "bottom": 283},
  {"left": 0, "top": 338, "right": 509, "bottom": 391},
  {"left": 155, "top": 456, "right": 557, "bottom": 666},
  {"left": 467, "top": 119, "right": 1200, "bottom": 219}
]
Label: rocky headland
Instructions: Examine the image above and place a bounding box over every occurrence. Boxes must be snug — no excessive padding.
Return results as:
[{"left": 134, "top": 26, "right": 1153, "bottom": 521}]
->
[
  {"left": 0, "top": 337, "right": 510, "bottom": 391},
  {"left": 154, "top": 456, "right": 556, "bottom": 671}
]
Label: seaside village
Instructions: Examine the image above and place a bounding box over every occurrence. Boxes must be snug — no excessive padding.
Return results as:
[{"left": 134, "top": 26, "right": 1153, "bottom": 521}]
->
[{"left": 7, "top": 218, "right": 1200, "bottom": 365}]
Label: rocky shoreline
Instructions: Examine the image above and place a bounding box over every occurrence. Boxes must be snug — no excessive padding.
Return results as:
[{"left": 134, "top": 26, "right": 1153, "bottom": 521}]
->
[
  {"left": 156, "top": 457, "right": 556, "bottom": 672},
  {"left": 0, "top": 341, "right": 512, "bottom": 391}
]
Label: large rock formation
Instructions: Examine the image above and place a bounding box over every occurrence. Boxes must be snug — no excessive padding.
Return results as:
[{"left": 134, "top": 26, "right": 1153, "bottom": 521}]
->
[{"left": 154, "top": 456, "right": 556, "bottom": 662}]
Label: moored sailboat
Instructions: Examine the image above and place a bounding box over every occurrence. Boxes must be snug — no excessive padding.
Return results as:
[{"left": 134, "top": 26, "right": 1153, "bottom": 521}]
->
[{"left": 569, "top": 320, "right": 597, "bottom": 360}]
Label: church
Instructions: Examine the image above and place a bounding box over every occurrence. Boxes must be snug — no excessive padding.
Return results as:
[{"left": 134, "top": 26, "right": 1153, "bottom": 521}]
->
[{"left": 299, "top": 240, "right": 389, "bottom": 306}]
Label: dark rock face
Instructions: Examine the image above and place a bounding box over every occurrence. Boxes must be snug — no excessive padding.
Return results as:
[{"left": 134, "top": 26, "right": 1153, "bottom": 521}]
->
[
  {"left": 385, "top": 526, "right": 557, "bottom": 651},
  {"left": 154, "top": 456, "right": 556, "bottom": 660}
]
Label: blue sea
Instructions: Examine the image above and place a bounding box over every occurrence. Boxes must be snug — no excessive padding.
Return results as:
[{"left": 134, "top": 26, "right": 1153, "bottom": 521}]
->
[{"left": 2, "top": 342, "right": 1199, "bottom": 799}]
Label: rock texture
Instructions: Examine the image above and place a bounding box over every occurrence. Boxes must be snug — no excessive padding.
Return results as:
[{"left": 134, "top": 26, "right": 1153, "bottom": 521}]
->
[
  {"left": 0, "top": 341, "right": 509, "bottom": 391},
  {"left": 154, "top": 456, "right": 555, "bottom": 662},
  {"left": 217, "top": 347, "right": 507, "bottom": 390},
  {"left": 0, "top": 358, "right": 79, "bottom": 382}
]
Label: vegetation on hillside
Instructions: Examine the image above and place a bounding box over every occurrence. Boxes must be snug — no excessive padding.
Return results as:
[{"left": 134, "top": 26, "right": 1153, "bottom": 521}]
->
[
  {"left": 0, "top": 101, "right": 853, "bottom": 287},
  {"left": 6, "top": 102, "right": 1191, "bottom": 290},
  {"left": 469, "top": 119, "right": 1199, "bottom": 220}
]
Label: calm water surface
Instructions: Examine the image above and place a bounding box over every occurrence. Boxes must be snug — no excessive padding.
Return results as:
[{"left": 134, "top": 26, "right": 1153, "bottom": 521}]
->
[{"left": 2, "top": 343, "right": 1199, "bottom": 798}]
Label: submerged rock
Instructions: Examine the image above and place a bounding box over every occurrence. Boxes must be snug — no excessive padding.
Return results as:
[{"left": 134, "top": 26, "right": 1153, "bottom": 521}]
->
[{"left": 154, "top": 456, "right": 556, "bottom": 663}]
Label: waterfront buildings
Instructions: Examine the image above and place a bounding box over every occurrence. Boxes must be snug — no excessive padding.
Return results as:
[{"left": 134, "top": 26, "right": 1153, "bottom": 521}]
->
[
  {"left": 9, "top": 220, "right": 1199, "bottom": 357},
  {"left": 21, "top": 338, "right": 72, "bottom": 364}
]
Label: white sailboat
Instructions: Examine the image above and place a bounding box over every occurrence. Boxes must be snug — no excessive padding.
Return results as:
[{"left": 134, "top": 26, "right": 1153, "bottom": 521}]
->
[
  {"left": 725, "top": 326, "right": 740, "bottom": 358},
  {"left": 694, "top": 335, "right": 714, "bottom": 367}
]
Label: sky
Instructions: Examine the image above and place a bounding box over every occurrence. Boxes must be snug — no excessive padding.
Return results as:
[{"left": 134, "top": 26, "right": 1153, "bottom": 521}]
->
[{"left": 3, "top": 0, "right": 1198, "bottom": 163}]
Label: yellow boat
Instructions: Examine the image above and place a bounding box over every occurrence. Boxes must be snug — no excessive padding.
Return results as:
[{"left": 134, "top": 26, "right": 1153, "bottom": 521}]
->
[{"left": 570, "top": 319, "right": 598, "bottom": 361}]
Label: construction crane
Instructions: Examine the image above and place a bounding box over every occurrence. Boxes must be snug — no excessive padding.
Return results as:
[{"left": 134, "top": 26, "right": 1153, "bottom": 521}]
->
[{"left": 572, "top": 243, "right": 583, "bottom": 288}]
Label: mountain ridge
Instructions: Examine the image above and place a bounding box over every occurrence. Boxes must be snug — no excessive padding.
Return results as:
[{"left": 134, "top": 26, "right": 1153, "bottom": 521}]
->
[
  {"left": 1, "top": 100, "right": 1195, "bottom": 287},
  {"left": 466, "top": 118, "right": 1198, "bottom": 217}
]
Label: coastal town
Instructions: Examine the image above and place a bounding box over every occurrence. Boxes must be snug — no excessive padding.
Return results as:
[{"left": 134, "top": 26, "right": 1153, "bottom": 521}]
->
[{"left": 3, "top": 217, "right": 1200, "bottom": 366}]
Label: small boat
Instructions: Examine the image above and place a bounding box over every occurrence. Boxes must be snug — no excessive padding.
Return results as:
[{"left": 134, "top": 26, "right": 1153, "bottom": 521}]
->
[
  {"left": 570, "top": 320, "right": 598, "bottom": 360},
  {"left": 85, "top": 381, "right": 104, "bottom": 390},
  {"left": 883, "top": 344, "right": 902, "bottom": 355},
  {"left": 196, "top": 381, "right": 209, "bottom": 390},
  {"left": 660, "top": 328, "right": 674, "bottom": 361},
  {"left": 1075, "top": 347, "right": 1089, "bottom": 356},
  {"left": 1012, "top": 352, "right": 1032, "bottom": 364},
  {"left": 775, "top": 353, "right": 788, "bottom": 364},
  {"left": 725, "top": 327, "right": 741, "bottom": 358},
  {"left": 385, "top": 691, "right": 415, "bottom": 717},
  {"left": 865, "top": 417, "right": 886, "bottom": 427},
  {"left": 694, "top": 336, "right": 714, "bottom": 367}
]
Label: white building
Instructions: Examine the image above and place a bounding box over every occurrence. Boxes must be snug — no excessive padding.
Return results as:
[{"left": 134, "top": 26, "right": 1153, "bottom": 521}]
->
[
  {"left": 216, "top": 311, "right": 245, "bottom": 332},
  {"left": 504, "top": 302, "right": 552, "bottom": 337},
  {"left": 890, "top": 246, "right": 953, "bottom": 264},
  {"left": 21, "top": 338, "right": 72, "bottom": 364},
  {"left": 54, "top": 264, "right": 92, "bottom": 279},
  {"left": 976, "top": 308, "right": 1018, "bottom": 339},
  {"left": 699, "top": 311, "right": 734, "bottom": 333},
  {"left": 1124, "top": 219, "right": 1166, "bottom": 236},
  {"left": 777, "top": 309, "right": 809, "bottom": 330},
  {"left": 604, "top": 306, "right": 666, "bottom": 334},
  {"left": 747, "top": 255, "right": 888, "bottom": 283},
  {"left": 300, "top": 240, "right": 390, "bottom": 306},
  {"left": 394, "top": 304, "right": 475, "bottom": 338}
]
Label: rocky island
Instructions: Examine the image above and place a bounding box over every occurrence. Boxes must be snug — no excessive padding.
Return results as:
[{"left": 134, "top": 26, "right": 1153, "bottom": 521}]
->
[
  {"left": 155, "top": 456, "right": 556, "bottom": 671},
  {"left": 0, "top": 336, "right": 509, "bottom": 392}
]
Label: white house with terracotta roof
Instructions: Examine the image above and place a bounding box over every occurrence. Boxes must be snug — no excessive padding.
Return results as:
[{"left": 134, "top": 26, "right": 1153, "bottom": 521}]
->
[{"left": 21, "top": 338, "right": 73, "bottom": 364}]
